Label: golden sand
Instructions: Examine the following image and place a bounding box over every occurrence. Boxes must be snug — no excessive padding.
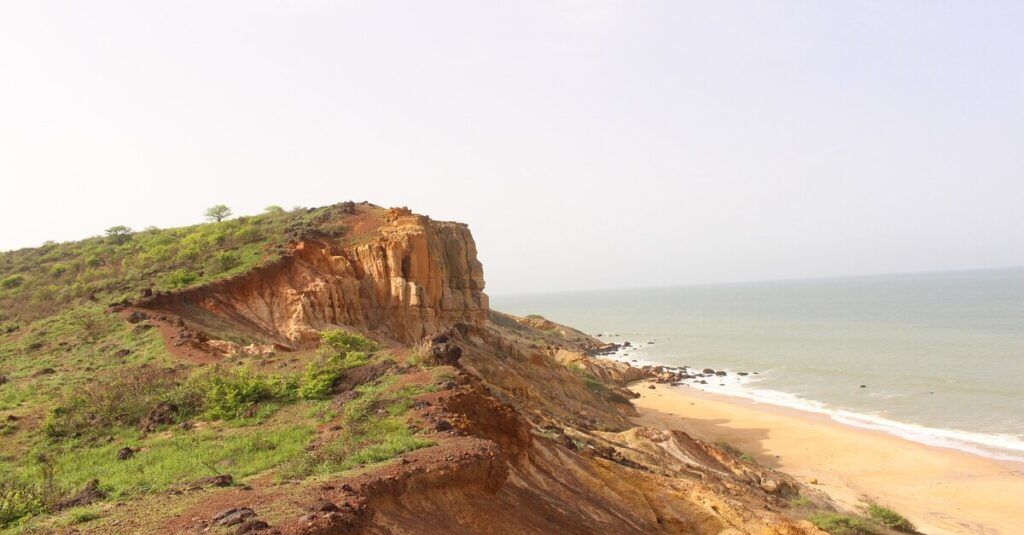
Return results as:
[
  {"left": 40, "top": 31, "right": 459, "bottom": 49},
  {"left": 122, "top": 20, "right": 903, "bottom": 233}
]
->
[{"left": 630, "top": 381, "right": 1024, "bottom": 535}]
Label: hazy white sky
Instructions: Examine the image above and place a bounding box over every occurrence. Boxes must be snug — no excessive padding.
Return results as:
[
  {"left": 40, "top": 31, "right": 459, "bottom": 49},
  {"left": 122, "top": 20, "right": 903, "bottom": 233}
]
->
[{"left": 1, "top": 1, "right": 1021, "bottom": 294}]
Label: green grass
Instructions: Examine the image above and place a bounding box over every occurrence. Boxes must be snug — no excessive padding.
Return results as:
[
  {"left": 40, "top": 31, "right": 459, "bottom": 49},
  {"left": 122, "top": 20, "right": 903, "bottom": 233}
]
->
[
  {"left": 66, "top": 507, "right": 101, "bottom": 525},
  {"left": 281, "top": 375, "right": 433, "bottom": 479},
  {"left": 0, "top": 303, "right": 179, "bottom": 455},
  {"left": 866, "top": 503, "right": 915, "bottom": 532},
  {"left": 42, "top": 424, "right": 313, "bottom": 499}
]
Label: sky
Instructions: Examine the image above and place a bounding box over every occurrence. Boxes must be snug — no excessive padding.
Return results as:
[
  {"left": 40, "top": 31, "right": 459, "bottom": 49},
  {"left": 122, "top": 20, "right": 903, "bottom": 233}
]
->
[{"left": 1, "top": 1, "right": 1021, "bottom": 295}]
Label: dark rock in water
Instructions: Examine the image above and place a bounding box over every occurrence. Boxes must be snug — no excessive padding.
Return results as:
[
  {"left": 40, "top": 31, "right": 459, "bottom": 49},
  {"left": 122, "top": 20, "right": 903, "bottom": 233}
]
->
[
  {"left": 647, "top": 385, "right": 656, "bottom": 389},
  {"left": 859, "top": 385, "right": 867, "bottom": 388},
  {"left": 647, "top": 341, "right": 655, "bottom": 344},
  {"left": 622, "top": 341, "right": 632, "bottom": 347},
  {"left": 212, "top": 507, "right": 257, "bottom": 527},
  {"left": 117, "top": 447, "right": 135, "bottom": 460},
  {"left": 698, "top": 380, "right": 707, "bottom": 384},
  {"left": 126, "top": 311, "right": 150, "bottom": 324},
  {"left": 54, "top": 479, "right": 106, "bottom": 510},
  {"left": 715, "top": 371, "right": 727, "bottom": 376},
  {"left": 737, "top": 372, "right": 749, "bottom": 376},
  {"left": 702, "top": 368, "right": 715, "bottom": 374}
]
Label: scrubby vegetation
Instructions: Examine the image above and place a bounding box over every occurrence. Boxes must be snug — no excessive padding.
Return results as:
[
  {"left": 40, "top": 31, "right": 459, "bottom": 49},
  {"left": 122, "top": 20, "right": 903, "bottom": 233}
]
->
[
  {"left": 807, "top": 505, "right": 915, "bottom": 535},
  {"left": 809, "top": 512, "right": 883, "bottom": 535},
  {"left": 865, "top": 503, "right": 915, "bottom": 532},
  {"left": 0, "top": 320, "right": 436, "bottom": 529},
  {"left": 0, "top": 204, "right": 351, "bottom": 323},
  {"left": 567, "top": 363, "right": 630, "bottom": 405},
  {"left": 281, "top": 375, "right": 434, "bottom": 479},
  {"left": 715, "top": 441, "right": 757, "bottom": 464}
]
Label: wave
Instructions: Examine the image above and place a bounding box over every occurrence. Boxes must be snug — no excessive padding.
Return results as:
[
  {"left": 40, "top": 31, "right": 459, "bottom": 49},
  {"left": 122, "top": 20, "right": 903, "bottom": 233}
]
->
[{"left": 600, "top": 345, "right": 1024, "bottom": 463}]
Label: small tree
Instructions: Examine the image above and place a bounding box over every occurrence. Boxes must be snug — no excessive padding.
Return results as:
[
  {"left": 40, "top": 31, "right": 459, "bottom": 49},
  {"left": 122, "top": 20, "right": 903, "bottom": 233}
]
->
[
  {"left": 204, "top": 205, "right": 232, "bottom": 223},
  {"left": 105, "top": 225, "right": 132, "bottom": 245},
  {"left": 264, "top": 205, "right": 285, "bottom": 215}
]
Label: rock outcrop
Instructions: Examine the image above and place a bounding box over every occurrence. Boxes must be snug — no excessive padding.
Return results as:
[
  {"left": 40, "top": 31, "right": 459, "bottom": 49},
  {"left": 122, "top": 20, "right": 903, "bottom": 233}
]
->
[{"left": 136, "top": 205, "right": 488, "bottom": 346}]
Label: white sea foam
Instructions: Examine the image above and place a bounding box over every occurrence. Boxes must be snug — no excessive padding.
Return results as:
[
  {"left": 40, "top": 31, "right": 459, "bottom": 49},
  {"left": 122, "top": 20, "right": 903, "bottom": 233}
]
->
[
  {"left": 686, "top": 370, "right": 1024, "bottom": 463},
  {"left": 600, "top": 344, "right": 1024, "bottom": 463}
]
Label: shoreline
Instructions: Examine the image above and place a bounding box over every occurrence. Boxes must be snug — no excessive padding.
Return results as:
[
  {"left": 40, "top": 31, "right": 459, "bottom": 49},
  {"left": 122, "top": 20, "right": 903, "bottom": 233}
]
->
[{"left": 629, "top": 380, "right": 1024, "bottom": 535}]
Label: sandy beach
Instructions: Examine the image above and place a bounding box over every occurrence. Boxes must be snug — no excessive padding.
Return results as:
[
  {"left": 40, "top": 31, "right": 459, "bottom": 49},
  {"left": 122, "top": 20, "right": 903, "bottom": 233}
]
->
[{"left": 630, "top": 381, "right": 1024, "bottom": 535}]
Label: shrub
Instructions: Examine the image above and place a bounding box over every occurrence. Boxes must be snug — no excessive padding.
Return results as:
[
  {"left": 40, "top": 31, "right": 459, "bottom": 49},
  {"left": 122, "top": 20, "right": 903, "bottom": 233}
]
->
[
  {"left": 161, "top": 269, "right": 198, "bottom": 289},
  {"left": 0, "top": 275, "right": 24, "bottom": 290},
  {"left": 297, "top": 361, "right": 345, "bottom": 400},
  {"left": 0, "top": 478, "right": 46, "bottom": 527},
  {"left": 69, "top": 507, "right": 101, "bottom": 524},
  {"left": 320, "top": 330, "right": 376, "bottom": 356},
  {"left": 866, "top": 503, "right": 915, "bottom": 532},
  {"left": 232, "top": 225, "right": 263, "bottom": 244},
  {"left": 0, "top": 457, "right": 67, "bottom": 527},
  {"left": 49, "top": 264, "right": 68, "bottom": 277},
  {"left": 808, "top": 513, "right": 881, "bottom": 535},
  {"left": 296, "top": 331, "right": 377, "bottom": 399},
  {"left": 178, "top": 367, "right": 295, "bottom": 420},
  {"left": 210, "top": 251, "right": 241, "bottom": 273},
  {"left": 43, "top": 367, "right": 179, "bottom": 439}
]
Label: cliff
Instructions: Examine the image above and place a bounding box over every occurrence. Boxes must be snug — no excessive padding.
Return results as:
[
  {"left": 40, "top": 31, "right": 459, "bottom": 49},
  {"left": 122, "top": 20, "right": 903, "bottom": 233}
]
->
[
  {"left": 0, "top": 203, "right": 838, "bottom": 534},
  {"left": 134, "top": 205, "right": 488, "bottom": 347}
]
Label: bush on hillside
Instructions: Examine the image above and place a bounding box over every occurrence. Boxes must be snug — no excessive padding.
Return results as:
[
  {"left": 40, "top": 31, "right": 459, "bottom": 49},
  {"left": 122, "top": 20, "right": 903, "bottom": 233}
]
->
[
  {"left": 0, "top": 275, "right": 24, "bottom": 290},
  {"left": 866, "top": 503, "right": 915, "bottom": 532}
]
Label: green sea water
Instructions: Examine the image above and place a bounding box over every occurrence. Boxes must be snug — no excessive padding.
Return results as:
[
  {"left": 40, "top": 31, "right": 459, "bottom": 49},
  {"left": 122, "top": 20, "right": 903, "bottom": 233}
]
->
[{"left": 491, "top": 268, "right": 1024, "bottom": 461}]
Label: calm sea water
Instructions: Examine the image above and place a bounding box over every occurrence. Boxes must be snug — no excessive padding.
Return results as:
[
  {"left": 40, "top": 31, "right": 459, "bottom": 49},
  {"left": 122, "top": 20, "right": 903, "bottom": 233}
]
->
[{"left": 491, "top": 268, "right": 1024, "bottom": 461}]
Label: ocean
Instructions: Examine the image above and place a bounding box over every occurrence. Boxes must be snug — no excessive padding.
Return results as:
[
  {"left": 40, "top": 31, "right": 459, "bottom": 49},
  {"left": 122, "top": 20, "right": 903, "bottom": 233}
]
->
[{"left": 490, "top": 268, "right": 1024, "bottom": 462}]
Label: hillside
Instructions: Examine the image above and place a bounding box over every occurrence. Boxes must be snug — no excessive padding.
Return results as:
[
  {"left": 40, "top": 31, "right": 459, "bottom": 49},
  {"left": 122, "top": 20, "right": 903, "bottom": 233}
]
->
[{"left": 0, "top": 203, "right": 891, "bottom": 534}]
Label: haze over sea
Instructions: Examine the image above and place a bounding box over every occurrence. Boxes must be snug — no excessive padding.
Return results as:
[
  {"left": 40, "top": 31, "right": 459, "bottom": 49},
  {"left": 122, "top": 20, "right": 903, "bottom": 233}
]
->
[{"left": 492, "top": 268, "right": 1024, "bottom": 461}]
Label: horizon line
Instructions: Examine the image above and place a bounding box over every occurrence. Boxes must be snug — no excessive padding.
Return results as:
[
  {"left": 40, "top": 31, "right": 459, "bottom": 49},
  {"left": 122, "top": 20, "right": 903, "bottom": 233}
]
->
[{"left": 488, "top": 265, "right": 1024, "bottom": 298}]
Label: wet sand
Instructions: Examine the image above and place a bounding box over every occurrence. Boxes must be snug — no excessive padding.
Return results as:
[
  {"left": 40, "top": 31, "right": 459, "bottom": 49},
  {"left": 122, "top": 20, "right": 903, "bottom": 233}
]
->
[{"left": 630, "top": 381, "right": 1024, "bottom": 535}]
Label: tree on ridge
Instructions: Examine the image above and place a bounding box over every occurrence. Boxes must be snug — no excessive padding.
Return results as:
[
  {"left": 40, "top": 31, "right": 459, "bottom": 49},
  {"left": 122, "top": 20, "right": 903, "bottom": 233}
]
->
[{"left": 204, "top": 205, "right": 232, "bottom": 223}]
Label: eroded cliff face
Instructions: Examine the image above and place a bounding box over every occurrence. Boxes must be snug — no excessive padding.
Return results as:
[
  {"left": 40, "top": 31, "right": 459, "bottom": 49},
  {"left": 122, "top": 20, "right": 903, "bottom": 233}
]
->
[
  {"left": 136, "top": 206, "right": 488, "bottom": 346},
  {"left": 123, "top": 204, "right": 829, "bottom": 535}
]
